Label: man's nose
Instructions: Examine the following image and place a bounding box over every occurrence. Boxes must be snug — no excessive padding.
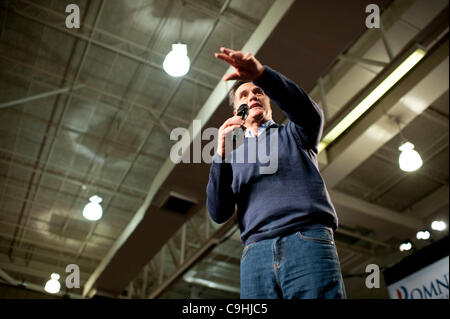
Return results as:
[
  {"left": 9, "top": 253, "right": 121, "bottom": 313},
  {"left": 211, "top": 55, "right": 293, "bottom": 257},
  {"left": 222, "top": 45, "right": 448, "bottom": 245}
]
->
[{"left": 249, "top": 93, "right": 258, "bottom": 102}]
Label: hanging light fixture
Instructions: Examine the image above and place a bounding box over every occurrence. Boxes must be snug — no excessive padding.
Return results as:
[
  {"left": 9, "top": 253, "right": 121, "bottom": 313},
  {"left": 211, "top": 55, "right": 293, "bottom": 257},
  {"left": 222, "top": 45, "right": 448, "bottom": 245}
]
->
[
  {"left": 391, "top": 117, "right": 423, "bottom": 172},
  {"left": 431, "top": 220, "right": 447, "bottom": 231},
  {"left": 82, "top": 195, "right": 103, "bottom": 221},
  {"left": 416, "top": 230, "right": 431, "bottom": 240},
  {"left": 398, "top": 141, "right": 423, "bottom": 172},
  {"left": 163, "top": 3, "right": 190, "bottom": 77},
  {"left": 399, "top": 240, "right": 413, "bottom": 252},
  {"left": 44, "top": 273, "right": 61, "bottom": 294},
  {"left": 163, "top": 43, "right": 190, "bottom": 77}
]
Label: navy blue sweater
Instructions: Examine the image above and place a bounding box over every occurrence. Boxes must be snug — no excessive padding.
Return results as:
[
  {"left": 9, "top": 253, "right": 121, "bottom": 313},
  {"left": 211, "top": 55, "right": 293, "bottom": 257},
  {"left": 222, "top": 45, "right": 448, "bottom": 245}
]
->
[{"left": 206, "top": 66, "right": 338, "bottom": 246}]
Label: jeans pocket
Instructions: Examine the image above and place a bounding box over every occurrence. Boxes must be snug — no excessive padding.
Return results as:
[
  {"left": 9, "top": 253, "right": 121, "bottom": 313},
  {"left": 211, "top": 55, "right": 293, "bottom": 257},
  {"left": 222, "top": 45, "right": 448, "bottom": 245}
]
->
[
  {"left": 297, "top": 228, "right": 334, "bottom": 245},
  {"left": 241, "top": 243, "right": 255, "bottom": 261}
]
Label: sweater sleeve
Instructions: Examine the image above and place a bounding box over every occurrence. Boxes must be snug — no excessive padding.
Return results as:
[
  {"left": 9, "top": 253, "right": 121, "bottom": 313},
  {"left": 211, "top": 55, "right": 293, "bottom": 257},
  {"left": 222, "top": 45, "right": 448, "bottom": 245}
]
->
[
  {"left": 254, "top": 66, "right": 324, "bottom": 152},
  {"left": 206, "top": 154, "right": 236, "bottom": 224}
]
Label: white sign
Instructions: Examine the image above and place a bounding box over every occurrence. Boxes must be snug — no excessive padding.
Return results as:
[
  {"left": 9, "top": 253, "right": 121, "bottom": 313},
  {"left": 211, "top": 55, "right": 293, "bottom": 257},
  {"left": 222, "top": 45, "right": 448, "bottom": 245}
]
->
[
  {"left": 366, "top": 264, "right": 380, "bottom": 289},
  {"left": 65, "top": 4, "right": 80, "bottom": 29},
  {"left": 387, "top": 256, "right": 449, "bottom": 299},
  {"left": 365, "top": 4, "right": 380, "bottom": 29}
]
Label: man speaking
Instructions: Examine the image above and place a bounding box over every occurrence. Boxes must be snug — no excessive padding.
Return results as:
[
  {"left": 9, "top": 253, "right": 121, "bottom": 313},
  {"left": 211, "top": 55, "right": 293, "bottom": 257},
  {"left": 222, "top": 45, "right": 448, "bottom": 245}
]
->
[{"left": 206, "top": 47, "right": 346, "bottom": 299}]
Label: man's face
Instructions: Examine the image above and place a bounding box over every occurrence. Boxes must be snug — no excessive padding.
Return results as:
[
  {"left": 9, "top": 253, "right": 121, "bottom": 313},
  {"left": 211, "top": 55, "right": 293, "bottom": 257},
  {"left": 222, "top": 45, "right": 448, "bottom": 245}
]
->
[{"left": 234, "top": 82, "right": 272, "bottom": 123}]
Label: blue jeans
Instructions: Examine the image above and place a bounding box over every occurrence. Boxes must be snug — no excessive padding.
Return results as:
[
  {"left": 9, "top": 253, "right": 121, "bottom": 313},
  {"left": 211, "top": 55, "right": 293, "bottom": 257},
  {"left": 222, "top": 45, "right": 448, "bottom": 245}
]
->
[{"left": 240, "top": 227, "right": 346, "bottom": 299}]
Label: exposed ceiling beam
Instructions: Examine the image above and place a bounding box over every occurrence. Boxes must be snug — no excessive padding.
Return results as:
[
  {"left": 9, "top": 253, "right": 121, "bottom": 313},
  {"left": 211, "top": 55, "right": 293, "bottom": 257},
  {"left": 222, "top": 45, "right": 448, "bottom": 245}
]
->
[
  {"left": 336, "top": 241, "right": 375, "bottom": 257},
  {"left": 422, "top": 107, "right": 449, "bottom": 128},
  {"left": 5, "top": 2, "right": 216, "bottom": 90},
  {"left": 323, "top": 37, "right": 449, "bottom": 189},
  {"left": 0, "top": 267, "right": 19, "bottom": 285},
  {"left": 0, "top": 233, "right": 102, "bottom": 262},
  {"left": 407, "top": 185, "right": 449, "bottom": 220},
  {"left": 0, "top": 56, "right": 190, "bottom": 128},
  {"left": 19, "top": 0, "right": 255, "bottom": 69},
  {"left": 147, "top": 217, "right": 236, "bottom": 299},
  {"left": 336, "top": 228, "right": 395, "bottom": 249},
  {"left": 0, "top": 84, "right": 84, "bottom": 109},
  {"left": 0, "top": 240, "right": 99, "bottom": 268},
  {"left": 330, "top": 190, "right": 426, "bottom": 230},
  {"left": 0, "top": 154, "right": 147, "bottom": 200},
  {"left": 183, "top": 0, "right": 258, "bottom": 30}
]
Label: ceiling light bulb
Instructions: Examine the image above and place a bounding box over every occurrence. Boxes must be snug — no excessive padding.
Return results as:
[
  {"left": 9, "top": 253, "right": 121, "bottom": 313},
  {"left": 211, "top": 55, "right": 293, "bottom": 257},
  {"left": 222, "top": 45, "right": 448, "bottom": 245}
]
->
[
  {"left": 416, "top": 230, "right": 430, "bottom": 240},
  {"left": 44, "top": 273, "right": 61, "bottom": 294},
  {"left": 399, "top": 241, "right": 412, "bottom": 252},
  {"left": 398, "top": 142, "right": 423, "bottom": 172},
  {"left": 163, "top": 43, "right": 190, "bottom": 77},
  {"left": 83, "top": 195, "right": 103, "bottom": 221},
  {"left": 431, "top": 220, "right": 446, "bottom": 231}
]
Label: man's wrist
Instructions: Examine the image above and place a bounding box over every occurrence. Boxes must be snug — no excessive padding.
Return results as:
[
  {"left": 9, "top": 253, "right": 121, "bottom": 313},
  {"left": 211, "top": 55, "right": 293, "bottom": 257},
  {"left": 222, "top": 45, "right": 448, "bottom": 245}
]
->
[{"left": 253, "top": 65, "right": 265, "bottom": 82}]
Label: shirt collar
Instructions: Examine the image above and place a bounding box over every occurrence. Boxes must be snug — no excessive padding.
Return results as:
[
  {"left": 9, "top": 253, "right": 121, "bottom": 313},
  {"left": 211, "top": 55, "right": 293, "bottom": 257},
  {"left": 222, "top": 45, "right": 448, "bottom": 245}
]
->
[{"left": 244, "top": 119, "right": 276, "bottom": 138}]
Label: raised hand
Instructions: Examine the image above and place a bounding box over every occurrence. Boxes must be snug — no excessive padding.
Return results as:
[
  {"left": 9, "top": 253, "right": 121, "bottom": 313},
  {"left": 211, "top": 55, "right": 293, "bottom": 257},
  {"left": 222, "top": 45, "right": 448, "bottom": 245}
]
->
[{"left": 215, "top": 47, "right": 264, "bottom": 81}]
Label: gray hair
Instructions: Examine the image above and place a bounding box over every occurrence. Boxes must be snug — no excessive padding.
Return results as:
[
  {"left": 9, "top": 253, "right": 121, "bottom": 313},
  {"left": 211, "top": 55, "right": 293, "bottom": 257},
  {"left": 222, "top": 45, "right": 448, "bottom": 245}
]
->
[{"left": 227, "top": 80, "right": 248, "bottom": 111}]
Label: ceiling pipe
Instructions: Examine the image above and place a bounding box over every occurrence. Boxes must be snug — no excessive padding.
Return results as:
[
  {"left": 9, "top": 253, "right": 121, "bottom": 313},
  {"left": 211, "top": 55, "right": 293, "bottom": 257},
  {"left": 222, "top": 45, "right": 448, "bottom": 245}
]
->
[
  {"left": 0, "top": 84, "right": 85, "bottom": 109},
  {"left": 183, "top": 270, "right": 240, "bottom": 294}
]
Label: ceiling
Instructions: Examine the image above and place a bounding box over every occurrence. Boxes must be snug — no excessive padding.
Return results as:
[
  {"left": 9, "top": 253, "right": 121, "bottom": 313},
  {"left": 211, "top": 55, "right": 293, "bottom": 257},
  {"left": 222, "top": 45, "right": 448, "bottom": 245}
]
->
[{"left": 0, "top": 0, "right": 448, "bottom": 299}]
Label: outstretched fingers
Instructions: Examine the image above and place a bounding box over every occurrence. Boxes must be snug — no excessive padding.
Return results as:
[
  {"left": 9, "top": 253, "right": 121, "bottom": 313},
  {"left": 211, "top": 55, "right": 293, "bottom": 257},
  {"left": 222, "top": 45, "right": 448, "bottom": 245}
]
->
[
  {"left": 215, "top": 53, "right": 236, "bottom": 65},
  {"left": 243, "top": 52, "right": 252, "bottom": 61},
  {"left": 216, "top": 54, "right": 247, "bottom": 67},
  {"left": 215, "top": 47, "right": 260, "bottom": 81},
  {"left": 220, "top": 47, "right": 237, "bottom": 55},
  {"left": 229, "top": 51, "right": 244, "bottom": 60}
]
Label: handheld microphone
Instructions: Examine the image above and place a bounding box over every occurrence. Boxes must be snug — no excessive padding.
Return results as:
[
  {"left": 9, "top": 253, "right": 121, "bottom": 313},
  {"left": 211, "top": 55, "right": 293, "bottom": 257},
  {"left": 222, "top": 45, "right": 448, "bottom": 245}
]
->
[
  {"left": 237, "top": 103, "right": 249, "bottom": 121},
  {"left": 232, "top": 104, "right": 249, "bottom": 142}
]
